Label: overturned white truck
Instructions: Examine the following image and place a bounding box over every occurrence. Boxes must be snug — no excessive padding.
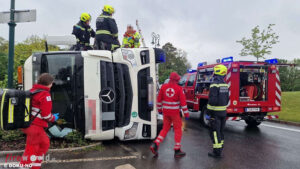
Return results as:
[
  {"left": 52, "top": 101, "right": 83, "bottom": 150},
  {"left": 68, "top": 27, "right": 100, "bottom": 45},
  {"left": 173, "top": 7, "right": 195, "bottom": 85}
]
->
[{"left": 23, "top": 48, "right": 166, "bottom": 140}]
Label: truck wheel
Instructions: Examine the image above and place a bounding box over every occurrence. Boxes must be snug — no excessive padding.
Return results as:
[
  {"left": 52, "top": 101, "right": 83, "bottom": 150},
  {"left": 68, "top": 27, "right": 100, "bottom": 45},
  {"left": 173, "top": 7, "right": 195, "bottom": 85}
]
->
[
  {"left": 200, "top": 107, "right": 210, "bottom": 127},
  {"left": 245, "top": 119, "right": 261, "bottom": 127}
]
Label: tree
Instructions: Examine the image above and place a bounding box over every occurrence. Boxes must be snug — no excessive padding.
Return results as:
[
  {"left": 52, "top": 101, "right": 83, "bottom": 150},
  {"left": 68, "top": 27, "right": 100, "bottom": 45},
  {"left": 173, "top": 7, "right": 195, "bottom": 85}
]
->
[
  {"left": 237, "top": 24, "right": 279, "bottom": 61},
  {"left": 0, "top": 35, "right": 59, "bottom": 88},
  {"left": 278, "top": 59, "right": 300, "bottom": 91},
  {"left": 158, "top": 42, "right": 191, "bottom": 83}
]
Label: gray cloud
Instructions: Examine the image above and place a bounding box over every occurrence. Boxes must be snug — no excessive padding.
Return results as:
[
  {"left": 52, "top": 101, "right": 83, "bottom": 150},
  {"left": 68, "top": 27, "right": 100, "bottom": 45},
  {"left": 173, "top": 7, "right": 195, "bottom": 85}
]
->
[{"left": 0, "top": 0, "right": 300, "bottom": 68}]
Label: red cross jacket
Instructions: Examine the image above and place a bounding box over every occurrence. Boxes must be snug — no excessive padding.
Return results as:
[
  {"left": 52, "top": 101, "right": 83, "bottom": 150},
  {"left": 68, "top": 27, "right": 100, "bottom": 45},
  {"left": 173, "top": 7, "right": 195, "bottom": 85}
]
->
[
  {"left": 30, "top": 84, "right": 55, "bottom": 128},
  {"left": 157, "top": 81, "right": 189, "bottom": 117}
]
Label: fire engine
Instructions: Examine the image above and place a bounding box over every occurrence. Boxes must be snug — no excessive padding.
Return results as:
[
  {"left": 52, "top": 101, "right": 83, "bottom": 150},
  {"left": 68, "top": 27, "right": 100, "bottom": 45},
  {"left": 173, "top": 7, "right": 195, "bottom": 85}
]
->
[
  {"left": 21, "top": 36, "right": 166, "bottom": 140},
  {"left": 180, "top": 57, "right": 280, "bottom": 127}
]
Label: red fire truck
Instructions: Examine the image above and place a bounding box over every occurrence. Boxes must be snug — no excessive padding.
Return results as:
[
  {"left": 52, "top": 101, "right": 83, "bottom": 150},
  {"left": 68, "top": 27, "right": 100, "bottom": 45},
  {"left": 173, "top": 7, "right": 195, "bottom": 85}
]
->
[{"left": 180, "top": 57, "right": 280, "bottom": 127}]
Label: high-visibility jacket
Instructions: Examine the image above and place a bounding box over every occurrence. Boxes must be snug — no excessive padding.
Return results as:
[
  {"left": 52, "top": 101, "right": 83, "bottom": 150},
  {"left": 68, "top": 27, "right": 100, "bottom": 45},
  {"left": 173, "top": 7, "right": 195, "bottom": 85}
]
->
[
  {"left": 122, "top": 31, "right": 141, "bottom": 48},
  {"left": 95, "top": 12, "right": 118, "bottom": 44},
  {"left": 157, "top": 82, "right": 188, "bottom": 116},
  {"left": 72, "top": 21, "right": 95, "bottom": 47},
  {"left": 30, "top": 84, "right": 55, "bottom": 128},
  {"left": 207, "top": 75, "right": 229, "bottom": 116}
]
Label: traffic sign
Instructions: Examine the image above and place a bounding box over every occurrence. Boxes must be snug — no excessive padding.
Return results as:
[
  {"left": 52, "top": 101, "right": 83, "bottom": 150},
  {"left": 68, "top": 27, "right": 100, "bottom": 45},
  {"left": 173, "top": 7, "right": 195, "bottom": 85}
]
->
[{"left": 0, "top": 9, "right": 36, "bottom": 23}]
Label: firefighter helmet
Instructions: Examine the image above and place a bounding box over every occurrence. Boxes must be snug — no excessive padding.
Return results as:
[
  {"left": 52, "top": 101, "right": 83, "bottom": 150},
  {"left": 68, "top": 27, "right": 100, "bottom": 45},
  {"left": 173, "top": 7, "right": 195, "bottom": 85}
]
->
[
  {"left": 103, "top": 5, "right": 115, "bottom": 14},
  {"left": 214, "top": 64, "right": 228, "bottom": 76},
  {"left": 80, "top": 13, "right": 91, "bottom": 22}
]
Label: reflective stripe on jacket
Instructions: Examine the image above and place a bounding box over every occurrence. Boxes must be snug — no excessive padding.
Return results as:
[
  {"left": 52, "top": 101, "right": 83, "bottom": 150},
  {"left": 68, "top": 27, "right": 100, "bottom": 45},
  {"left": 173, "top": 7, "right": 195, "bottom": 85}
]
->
[{"left": 207, "top": 75, "right": 229, "bottom": 113}]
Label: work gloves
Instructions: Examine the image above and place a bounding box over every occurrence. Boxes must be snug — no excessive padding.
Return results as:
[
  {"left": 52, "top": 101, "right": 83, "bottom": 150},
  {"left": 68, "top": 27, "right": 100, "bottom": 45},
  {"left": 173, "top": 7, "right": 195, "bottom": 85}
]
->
[
  {"left": 184, "top": 112, "right": 190, "bottom": 120},
  {"left": 53, "top": 113, "right": 60, "bottom": 121}
]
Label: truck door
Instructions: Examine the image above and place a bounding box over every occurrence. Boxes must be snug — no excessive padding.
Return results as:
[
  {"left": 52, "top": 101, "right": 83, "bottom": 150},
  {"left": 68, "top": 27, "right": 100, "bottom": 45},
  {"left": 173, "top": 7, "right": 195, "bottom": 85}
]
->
[{"left": 185, "top": 73, "right": 196, "bottom": 107}]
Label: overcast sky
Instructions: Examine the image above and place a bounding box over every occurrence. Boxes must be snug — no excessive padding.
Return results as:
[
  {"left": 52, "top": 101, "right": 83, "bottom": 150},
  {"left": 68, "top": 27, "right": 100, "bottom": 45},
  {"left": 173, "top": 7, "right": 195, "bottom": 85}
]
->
[{"left": 1, "top": 0, "right": 300, "bottom": 68}]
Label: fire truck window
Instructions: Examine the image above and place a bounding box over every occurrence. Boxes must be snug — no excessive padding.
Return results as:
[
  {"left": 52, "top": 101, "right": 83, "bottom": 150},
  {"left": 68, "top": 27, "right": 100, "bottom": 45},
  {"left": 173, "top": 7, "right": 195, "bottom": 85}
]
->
[
  {"left": 178, "top": 74, "right": 188, "bottom": 86},
  {"left": 187, "top": 74, "right": 196, "bottom": 86},
  {"left": 196, "top": 71, "right": 213, "bottom": 94},
  {"left": 239, "top": 67, "right": 268, "bottom": 102}
]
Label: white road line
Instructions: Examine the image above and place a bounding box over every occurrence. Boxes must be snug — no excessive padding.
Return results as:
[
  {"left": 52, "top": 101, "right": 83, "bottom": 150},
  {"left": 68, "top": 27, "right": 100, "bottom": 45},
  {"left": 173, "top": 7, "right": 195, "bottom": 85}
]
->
[
  {"left": 0, "top": 156, "right": 138, "bottom": 166},
  {"left": 261, "top": 124, "right": 300, "bottom": 133}
]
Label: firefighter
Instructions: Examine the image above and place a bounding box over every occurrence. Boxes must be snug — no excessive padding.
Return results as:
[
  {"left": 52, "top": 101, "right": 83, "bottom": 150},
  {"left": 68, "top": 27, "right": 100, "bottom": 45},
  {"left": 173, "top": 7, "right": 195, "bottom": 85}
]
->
[
  {"left": 150, "top": 72, "right": 189, "bottom": 158},
  {"left": 94, "top": 5, "right": 120, "bottom": 51},
  {"left": 72, "top": 12, "right": 95, "bottom": 51},
  {"left": 122, "top": 25, "right": 141, "bottom": 48},
  {"left": 20, "top": 73, "right": 59, "bottom": 169},
  {"left": 207, "top": 64, "right": 229, "bottom": 158}
]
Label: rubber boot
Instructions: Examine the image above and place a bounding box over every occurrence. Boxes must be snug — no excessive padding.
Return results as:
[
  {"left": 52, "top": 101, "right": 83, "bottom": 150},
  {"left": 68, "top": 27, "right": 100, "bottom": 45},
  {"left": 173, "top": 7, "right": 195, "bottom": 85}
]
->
[
  {"left": 208, "top": 148, "right": 222, "bottom": 158},
  {"left": 174, "top": 149, "right": 186, "bottom": 158},
  {"left": 150, "top": 142, "right": 158, "bottom": 156}
]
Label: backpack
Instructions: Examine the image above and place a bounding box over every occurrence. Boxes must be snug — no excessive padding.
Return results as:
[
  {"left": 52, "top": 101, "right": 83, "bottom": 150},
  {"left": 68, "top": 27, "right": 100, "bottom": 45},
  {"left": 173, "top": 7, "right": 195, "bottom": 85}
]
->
[{"left": 0, "top": 88, "right": 44, "bottom": 130}]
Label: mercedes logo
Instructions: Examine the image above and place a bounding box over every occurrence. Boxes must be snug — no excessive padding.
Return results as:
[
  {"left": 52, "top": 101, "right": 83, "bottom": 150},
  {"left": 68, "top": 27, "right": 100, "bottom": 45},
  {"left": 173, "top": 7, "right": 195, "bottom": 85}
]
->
[{"left": 99, "top": 87, "right": 115, "bottom": 104}]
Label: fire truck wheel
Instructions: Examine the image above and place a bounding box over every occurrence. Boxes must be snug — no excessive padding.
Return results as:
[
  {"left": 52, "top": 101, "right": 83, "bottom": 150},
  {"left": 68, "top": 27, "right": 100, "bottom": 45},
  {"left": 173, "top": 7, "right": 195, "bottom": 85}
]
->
[
  {"left": 245, "top": 119, "right": 261, "bottom": 127},
  {"left": 200, "top": 107, "right": 210, "bottom": 128}
]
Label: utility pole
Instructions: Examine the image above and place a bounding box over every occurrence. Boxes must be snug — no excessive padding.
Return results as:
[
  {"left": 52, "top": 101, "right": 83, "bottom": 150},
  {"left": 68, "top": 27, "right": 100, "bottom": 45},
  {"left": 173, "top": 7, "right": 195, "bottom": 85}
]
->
[{"left": 7, "top": 0, "right": 16, "bottom": 88}]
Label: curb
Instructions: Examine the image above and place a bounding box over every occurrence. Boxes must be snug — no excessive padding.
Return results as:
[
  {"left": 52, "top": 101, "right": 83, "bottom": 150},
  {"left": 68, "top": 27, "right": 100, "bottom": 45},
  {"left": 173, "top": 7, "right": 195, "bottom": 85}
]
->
[
  {"left": 267, "top": 119, "right": 300, "bottom": 127},
  {"left": 0, "top": 142, "right": 102, "bottom": 156}
]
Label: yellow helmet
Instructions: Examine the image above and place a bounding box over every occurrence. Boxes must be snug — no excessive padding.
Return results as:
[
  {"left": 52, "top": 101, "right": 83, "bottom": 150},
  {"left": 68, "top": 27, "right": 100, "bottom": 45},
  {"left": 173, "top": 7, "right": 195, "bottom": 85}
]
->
[
  {"left": 80, "top": 12, "right": 91, "bottom": 22},
  {"left": 103, "top": 5, "right": 115, "bottom": 14},
  {"left": 214, "top": 64, "right": 228, "bottom": 76}
]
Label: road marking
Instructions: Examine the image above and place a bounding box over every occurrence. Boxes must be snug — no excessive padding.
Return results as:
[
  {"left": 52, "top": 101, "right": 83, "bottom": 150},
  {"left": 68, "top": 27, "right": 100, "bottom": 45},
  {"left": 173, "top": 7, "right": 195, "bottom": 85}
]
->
[
  {"left": 115, "top": 164, "right": 136, "bottom": 169},
  {"left": 261, "top": 124, "right": 300, "bottom": 133},
  {"left": 0, "top": 156, "right": 138, "bottom": 166}
]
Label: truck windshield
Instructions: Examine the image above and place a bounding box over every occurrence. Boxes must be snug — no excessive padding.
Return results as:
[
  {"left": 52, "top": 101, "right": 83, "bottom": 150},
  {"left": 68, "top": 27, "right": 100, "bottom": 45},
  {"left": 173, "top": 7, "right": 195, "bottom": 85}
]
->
[
  {"left": 40, "top": 54, "right": 77, "bottom": 127},
  {"left": 239, "top": 66, "right": 268, "bottom": 102}
]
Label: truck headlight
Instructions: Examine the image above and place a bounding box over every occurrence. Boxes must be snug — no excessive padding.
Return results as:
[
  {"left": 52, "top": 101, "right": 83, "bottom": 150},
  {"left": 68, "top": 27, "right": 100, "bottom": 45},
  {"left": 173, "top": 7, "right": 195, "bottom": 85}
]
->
[
  {"left": 124, "top": 122, "right": 138, "bottom": 139},
  {"left": 122, "top": 49, "right": 137, "bottom": 66}
]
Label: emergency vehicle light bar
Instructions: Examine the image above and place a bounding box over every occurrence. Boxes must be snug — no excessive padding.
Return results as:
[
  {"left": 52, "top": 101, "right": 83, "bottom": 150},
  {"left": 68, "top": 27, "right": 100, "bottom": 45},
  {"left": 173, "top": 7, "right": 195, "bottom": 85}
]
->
[
  {"left": 198, "top": 62, "right": 207, "bottom": 67},
  {"left": 265, "top": 59, "right": 278, "bottom": 64},
  {"left": 221, "top": 56, "right": 233, "bottom": 63},
  {"left": 187, "top": 69, "right": 197, "bottom": 73}
]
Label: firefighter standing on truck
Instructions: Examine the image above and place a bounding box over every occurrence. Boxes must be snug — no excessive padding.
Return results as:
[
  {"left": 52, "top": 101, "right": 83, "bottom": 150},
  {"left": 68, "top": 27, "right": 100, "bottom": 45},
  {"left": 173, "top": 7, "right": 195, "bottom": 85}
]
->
[
  {"left": 207, "top": 64, "right": 229, "bottom": 158},
  {"left": 72, "top": 12, "right": 95, "bottom": 51},
  {"left": 122, "top": 25, "right": 141, "bottom": 48},
  {"left": 94, "top": 5, "right": 120, "bottom": 51},
  {"left": 20, "top": 73, "right": 59, "bottom": 169},
  {"left": 150, "top": 72, "right": 189, "bottom": 158}
]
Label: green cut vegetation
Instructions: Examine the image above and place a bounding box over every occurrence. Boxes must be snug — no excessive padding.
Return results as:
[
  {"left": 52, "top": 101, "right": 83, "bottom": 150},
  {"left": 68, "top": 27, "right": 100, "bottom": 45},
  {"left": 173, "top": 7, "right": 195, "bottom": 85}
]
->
[{"left": 271, "top": 91, "right": 300, "bottom": 123}]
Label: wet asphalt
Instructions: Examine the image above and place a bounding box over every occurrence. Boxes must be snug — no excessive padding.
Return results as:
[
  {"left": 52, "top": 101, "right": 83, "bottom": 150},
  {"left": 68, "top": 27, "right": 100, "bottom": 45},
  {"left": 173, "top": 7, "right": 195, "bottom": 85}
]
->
[{"left": 1, "top": 118, "right": 300, "bottom": 169}]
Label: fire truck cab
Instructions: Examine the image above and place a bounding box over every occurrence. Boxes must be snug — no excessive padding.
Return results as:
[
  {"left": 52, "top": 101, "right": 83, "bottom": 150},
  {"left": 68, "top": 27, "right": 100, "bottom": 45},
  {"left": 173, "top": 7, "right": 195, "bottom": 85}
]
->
[{"left": 181, "top": 57, "right": 280, "bottom": 127}]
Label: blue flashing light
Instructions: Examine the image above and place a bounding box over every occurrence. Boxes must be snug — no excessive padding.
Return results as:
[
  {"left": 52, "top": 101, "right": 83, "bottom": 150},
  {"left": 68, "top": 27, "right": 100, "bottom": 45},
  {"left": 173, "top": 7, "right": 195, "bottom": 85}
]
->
[
  {"left": 187, "top": 69, "right": 197, "bottom": 73},
  {"left": 265, "top": 59, "right": 278, "bottom": 64},
  {"left": 198, "top": 62, "right": 207, "bottom": 67},
  {"left": 221, "top": 56, "right": 233, "bottom": 63},
  {"left": 159, "top": 52, "right": 166, "bottom": 63}
]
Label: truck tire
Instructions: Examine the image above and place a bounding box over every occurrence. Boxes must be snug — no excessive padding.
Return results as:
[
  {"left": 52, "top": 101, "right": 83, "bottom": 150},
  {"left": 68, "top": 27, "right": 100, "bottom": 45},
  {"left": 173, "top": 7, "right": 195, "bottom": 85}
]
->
[
  {"left": 245, "top": 119, "right": 261, "bottom": 127},
  {"left": 200, "top": 106, "right": 210, "bottom": 127}
]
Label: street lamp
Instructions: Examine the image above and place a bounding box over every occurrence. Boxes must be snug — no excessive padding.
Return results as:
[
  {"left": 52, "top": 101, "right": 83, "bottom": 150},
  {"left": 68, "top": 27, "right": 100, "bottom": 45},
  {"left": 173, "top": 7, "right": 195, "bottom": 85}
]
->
[{"left": 151, "top": 32, "right": 160, "bottom": 48}]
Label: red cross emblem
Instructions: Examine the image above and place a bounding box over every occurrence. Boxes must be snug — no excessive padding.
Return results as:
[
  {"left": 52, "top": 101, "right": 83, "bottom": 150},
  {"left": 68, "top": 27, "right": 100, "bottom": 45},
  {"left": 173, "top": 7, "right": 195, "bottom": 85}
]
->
[{"left": 166, "top": 88, "right": 175, "bottom": 97}]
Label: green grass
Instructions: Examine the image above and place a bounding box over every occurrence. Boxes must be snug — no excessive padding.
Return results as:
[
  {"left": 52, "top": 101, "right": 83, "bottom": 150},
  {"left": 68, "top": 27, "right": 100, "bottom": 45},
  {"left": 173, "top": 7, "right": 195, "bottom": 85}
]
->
[{"left": 271, "top": 91, "right": 300, "bottom": 123}]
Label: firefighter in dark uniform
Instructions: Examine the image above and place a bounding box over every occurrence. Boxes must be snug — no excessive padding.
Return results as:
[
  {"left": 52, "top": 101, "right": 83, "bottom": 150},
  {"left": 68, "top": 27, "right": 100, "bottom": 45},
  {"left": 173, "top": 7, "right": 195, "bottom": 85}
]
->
[
  {"left": 207, "top": 64, "right": 229, "bottom": 158},
  {"left": 94, "top": 5, "right": 120, "bottom": 51},
  {"left": 72, "top": 13, "right": 95, "bottom": 51}
]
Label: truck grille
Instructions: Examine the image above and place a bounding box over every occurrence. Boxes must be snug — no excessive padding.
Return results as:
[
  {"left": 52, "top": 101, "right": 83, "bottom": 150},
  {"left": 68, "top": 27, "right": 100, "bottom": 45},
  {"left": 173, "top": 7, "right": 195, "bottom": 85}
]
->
[{"left": 114, "top": 63, "right": 133, "bottom": 127}]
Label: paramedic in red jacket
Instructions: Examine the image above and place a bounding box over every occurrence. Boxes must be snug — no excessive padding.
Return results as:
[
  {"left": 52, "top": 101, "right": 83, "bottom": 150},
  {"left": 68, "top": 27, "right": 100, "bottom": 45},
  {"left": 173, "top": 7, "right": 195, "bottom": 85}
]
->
[
  {"left": 20, "top": 73, "right": 59, "bottom": 169},
  {"left": 150, "top": 72, "right": 189, "bottom": 158}
]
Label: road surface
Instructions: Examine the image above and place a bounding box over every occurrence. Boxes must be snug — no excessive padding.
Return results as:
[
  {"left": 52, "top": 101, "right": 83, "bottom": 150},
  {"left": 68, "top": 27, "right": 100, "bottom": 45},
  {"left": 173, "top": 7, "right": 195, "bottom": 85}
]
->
[{"left": 1, "top": 119, "right": 300, "bottom": 169}]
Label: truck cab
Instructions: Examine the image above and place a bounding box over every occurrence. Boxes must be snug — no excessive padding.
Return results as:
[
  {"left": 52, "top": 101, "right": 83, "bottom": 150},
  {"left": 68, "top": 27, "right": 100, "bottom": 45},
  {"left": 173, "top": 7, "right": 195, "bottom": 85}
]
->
[
  {"left": 23, "top": 48, "right": 166, "bottom": 140},
  {"left": 181, "top": 57, "right": 280, "bottom": 127}
]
